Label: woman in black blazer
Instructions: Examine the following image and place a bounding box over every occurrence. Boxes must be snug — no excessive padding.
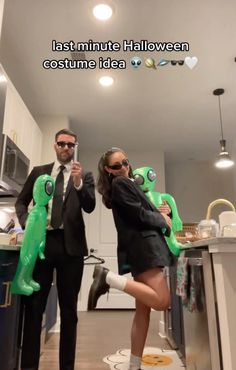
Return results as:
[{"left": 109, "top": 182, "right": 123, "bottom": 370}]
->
[{"left": 88, "top": 147, "right": 172, "bottom": 370}]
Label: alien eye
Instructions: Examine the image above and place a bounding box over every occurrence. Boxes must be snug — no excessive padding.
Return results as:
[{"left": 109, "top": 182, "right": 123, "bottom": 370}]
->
[
  {"left": 137, "top": 60, "right": 141, "bottom": 65},
  {"left": 134, "top": 174, "right": 144, "bottom": 185},
  {"left": 45, "top": 181, "right": 53, "bottom": 195},
  {"left": 131, "top": 60, "right": 135, "bottom": 65},
  {"left": 147, "top": 170, "right": 156, "bottom": 182}
]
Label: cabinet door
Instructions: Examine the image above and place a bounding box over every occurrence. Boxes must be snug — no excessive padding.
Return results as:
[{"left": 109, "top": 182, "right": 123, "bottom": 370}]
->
[
  {"left": 3, "top": 80, "right": 43, "bottom": 169},
  {"left": 0, "top": 251, "right": 21, "bottom": 370},
  {"left": 45, "top": 282, "right": 58, "bottom": 336},
  {"left": 29, "top": 122, "right": 43, "bottom": 170},
  {"left": 3, "top": 82, "right": 24, "bottom": 147}
]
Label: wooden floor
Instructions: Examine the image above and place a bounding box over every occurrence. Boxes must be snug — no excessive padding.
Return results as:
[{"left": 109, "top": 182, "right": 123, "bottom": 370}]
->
[{"left": 40, "top": 310, "right": 171, "bottom": 369}]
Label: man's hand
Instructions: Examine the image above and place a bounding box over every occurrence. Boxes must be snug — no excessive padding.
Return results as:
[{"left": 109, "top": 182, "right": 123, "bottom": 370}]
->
[{"left": 71, "top": 161, "right": 83, "bottom": 187}]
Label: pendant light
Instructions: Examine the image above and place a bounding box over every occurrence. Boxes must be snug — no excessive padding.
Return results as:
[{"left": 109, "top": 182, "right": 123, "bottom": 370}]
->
[{"left": 213, "top": 88, "right": 234, "bottom": 169}]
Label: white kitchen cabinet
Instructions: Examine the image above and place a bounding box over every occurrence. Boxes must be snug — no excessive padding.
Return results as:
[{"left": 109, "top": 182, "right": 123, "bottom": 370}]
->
[
  {"left": 3, "top": 78, "right": 42, "bottom": 168},
  {"left": 3, "top": 81, "right": 24, "bottom": 148},
  {"left": 28, "top": 120, "right": 42, "bottom": 171}
]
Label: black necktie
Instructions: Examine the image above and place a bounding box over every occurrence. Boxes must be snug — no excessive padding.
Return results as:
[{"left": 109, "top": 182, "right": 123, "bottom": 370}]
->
[{"left": 51, "top": 165, "right": 65, "bottom": 229}]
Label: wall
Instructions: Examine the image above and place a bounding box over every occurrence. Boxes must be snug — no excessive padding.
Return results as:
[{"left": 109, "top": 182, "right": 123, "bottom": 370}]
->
[
  {"left": 0, "top": 0, "right": 4, "bottom": 39},
  {"left": 166, "top": 160, "right": 236, "bottom": 223},
  {"left": 81, "top": 148, "right": 166, "bottom": 191},
  {"left": 36, "top": 115, "right": 69, "bottom": 164},
  {"left": 232, "top": 145, "right": 236, "bottom": 204}
]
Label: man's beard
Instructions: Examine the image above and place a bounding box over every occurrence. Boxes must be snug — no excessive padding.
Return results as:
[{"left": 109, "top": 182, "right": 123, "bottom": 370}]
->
[{"left": 57, "top": 153, "right": 73, "bottom": 164}]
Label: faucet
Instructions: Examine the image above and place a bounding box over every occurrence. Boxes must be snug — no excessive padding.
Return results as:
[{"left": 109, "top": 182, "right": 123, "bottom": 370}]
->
[{"left": 206, "top": 199, "right": 235, "bottom": 220}]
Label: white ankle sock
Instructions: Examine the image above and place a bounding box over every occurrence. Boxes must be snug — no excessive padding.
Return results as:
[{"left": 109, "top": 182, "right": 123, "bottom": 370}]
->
[
  {"left": 129, "top": 353, "right": 142, "bottom": 370},
  {"left": 105, "top": 271, "right": 127, "bottom": 291}
]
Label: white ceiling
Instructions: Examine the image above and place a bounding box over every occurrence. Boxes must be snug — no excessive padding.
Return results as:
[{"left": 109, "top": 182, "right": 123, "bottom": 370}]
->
[{"left": 1, "top": 0, "right": 236, "bottom": 163}]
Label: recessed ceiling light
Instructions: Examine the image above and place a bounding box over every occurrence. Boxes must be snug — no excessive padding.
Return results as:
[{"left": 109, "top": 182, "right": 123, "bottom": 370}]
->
[
  {"left": 93, "top": 4, "right": 113, "bottom": 20},
  {"left": 99, "top": 76, "right": 114, "bottom": 86},
  {"left": 99, "top": 76, "right": 114, "bottom": 87}
]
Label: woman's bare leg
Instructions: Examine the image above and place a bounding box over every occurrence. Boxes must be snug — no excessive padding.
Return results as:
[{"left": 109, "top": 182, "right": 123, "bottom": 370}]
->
[
  {"left": 131, "top": 299, "right": 151, "bottom": 357},
  {"left": 88, "top": 266, "right": 170, "bottom": 312},
  {"left": 123, "top": 268, "right": 170, "bottom": 311}
]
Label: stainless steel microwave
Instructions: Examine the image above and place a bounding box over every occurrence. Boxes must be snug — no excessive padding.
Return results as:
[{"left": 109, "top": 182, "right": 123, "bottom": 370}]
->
[{"left": 0, "top": 134, "right": 30, "bottom": 196}]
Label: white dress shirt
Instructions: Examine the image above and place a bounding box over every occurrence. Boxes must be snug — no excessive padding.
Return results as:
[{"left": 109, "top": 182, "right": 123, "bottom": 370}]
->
[{"left": 48, "top": 160, "right": 83, "bottom": 229}]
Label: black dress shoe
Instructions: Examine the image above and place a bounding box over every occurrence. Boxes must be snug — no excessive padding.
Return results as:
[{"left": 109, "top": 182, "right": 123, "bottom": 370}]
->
[{"left": 87, "top": 266, "right": 110, "bottom": 310}]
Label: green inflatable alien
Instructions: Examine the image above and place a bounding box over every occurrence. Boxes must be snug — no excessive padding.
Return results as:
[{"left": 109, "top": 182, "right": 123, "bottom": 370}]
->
[
  {"left": 11, "top": 174, "right": 55, "bottom": 296},
  {"left": 133, "top": 166, "right": 183, "bottom": 256}
]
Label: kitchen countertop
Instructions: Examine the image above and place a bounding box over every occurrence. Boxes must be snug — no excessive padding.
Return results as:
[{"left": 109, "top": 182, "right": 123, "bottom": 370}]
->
[
  {"left": 0, "top": 245, "right": 21, "bottom": 251},
  {"left": 181, "top": 236, "right": 236, "bottom": 252}
]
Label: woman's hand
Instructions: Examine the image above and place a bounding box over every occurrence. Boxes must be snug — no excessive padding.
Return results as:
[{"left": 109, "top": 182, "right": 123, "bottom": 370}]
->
[
  {"left": 158, "top": 201, "right": 171, "bottom": 215},
  {"left": 161, "top": 213, "right": 172, "bottom": 228}
]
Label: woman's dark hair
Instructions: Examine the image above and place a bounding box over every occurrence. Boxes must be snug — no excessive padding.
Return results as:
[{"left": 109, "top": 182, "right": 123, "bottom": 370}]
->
[{"left": 97, "top": 147, "right": 133, "bottom": 209}]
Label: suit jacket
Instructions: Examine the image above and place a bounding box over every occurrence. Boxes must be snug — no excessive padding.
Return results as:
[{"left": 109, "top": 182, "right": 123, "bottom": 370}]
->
[
  {"left": 15, "top": 162, "right": 96, "bottom": 256},
  {"left": 110, "top": 175, "right": 171, "bottom": 274}
]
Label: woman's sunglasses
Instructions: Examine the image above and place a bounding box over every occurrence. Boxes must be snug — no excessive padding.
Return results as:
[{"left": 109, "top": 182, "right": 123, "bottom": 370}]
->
[
  {"left": 108, "top": 159, "right": 129, "bottom": 170},
  {"left": 157, "top": 59, "right": 184, "bottom": 66},
  {"left": 57, "top": 141, "right": 75, "bottom": 149}
]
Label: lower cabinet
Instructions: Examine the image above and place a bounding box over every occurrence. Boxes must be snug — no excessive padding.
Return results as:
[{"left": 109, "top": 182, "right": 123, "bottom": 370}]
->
[
  {"left": 0, "top": 249, "right": 58, "bottom": 369},
  {"left": 0, "top": 250, "right": 21, "bottom": 370},
  {"left": 169, "top": 261, "right": 185, "bottom": 358},
  {"left": 42, "top": 275, "right": 58, "bottom": 346},
  {"left": 165, "top": 258, "right": 185, "bottom": 359},
  {"left": 45, "top": 279, "right": 58, "bottom": 336}
]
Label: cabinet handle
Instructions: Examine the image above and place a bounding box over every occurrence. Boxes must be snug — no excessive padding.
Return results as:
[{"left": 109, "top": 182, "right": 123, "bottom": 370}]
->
[
  {"left": 11, "top": 130, "right": 17, "bottom": 144},
  {"left": 1, "top": 262, "right": 13, "bottom": 267},
  {"left": 188, "top": 257, "right": 203, "bottom": 266},
  {"left": 9, "top": 149, "right": 17, "bottom": 179},
  {"left": 0, "top": 281, "right": 12, "bottom": 308}
]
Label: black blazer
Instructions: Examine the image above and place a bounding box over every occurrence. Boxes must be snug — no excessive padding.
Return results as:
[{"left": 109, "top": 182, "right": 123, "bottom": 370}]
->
[
  {"left": 15, "top": 162, "right": 96, "bottom": 256},
  {"left": 110, "top": 176, "right": 171, "bottom": 274}
]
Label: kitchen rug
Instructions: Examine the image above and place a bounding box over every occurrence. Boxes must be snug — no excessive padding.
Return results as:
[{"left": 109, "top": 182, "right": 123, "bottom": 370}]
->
[{"left": 103, "top": 347, "right": 185, "bottom": 369}]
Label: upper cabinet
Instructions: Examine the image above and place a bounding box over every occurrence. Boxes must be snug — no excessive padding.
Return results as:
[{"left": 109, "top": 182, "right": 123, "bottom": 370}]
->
[{"left": 3, "top": 79, "right": 42, "bottom": 169}]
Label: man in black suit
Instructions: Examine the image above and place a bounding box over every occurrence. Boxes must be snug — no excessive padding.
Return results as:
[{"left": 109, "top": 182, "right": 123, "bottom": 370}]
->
[{"left": 15, "top": 128, "right": 96, "bottom": 370}]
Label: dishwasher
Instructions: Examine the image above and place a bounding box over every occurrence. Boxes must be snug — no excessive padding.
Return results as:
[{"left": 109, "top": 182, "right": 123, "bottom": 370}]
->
[{"left": 180, "top": 248, "right": 222, "bottom": 370}]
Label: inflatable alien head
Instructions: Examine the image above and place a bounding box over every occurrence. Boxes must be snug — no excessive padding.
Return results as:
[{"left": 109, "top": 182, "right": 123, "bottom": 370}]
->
[
  {"left": 33, "top": 174, "right": 55, "bottom": 205},
  {"left": 133, "top": 166, "right": 157, "bottom": 193}
]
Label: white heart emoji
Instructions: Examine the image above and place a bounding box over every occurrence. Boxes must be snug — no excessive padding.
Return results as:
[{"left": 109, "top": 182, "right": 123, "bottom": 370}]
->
[{"left": 185, "top": 56, "right": 198, "bottom": 69}]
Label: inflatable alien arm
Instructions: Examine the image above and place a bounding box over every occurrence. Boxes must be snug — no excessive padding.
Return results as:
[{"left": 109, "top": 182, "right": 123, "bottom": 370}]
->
[
  {"left": 11, "top": 174, "right": 55, "bottom": 296},
  {"left": 161, "top": 193, "right": 183, "bottom": 232}
]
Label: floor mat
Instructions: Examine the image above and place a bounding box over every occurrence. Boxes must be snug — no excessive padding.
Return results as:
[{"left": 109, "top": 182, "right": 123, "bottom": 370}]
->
[{"left": 103, "top": 347, "right": 185, "bottom": 369}]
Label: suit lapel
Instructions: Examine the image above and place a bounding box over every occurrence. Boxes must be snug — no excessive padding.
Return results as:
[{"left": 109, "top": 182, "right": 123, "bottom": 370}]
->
[{"left": 41, "top": 162, "right": 54, "bottom": 175}]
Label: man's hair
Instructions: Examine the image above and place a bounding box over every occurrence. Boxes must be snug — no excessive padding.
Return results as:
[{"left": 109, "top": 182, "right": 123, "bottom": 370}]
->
[{"left": 55, "top": 128, "right": 77, "bottom": 142}]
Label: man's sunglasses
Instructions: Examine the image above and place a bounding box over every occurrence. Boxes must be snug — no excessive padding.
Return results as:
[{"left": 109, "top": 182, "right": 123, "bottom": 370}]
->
[
  {"left": 56, "top": 141, "right": 76, "bottom": 149},
  {"left": 108, "top": 159, "right": 129, "bottom": 170}
]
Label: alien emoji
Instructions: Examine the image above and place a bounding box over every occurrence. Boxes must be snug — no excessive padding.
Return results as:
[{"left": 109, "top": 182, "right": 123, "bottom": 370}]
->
[
  {"left": 133, "top": 166, "right": 183, "bottom": 256},
  {"left": 11, "top": 174, "right": 55, "bottom": 295}
]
